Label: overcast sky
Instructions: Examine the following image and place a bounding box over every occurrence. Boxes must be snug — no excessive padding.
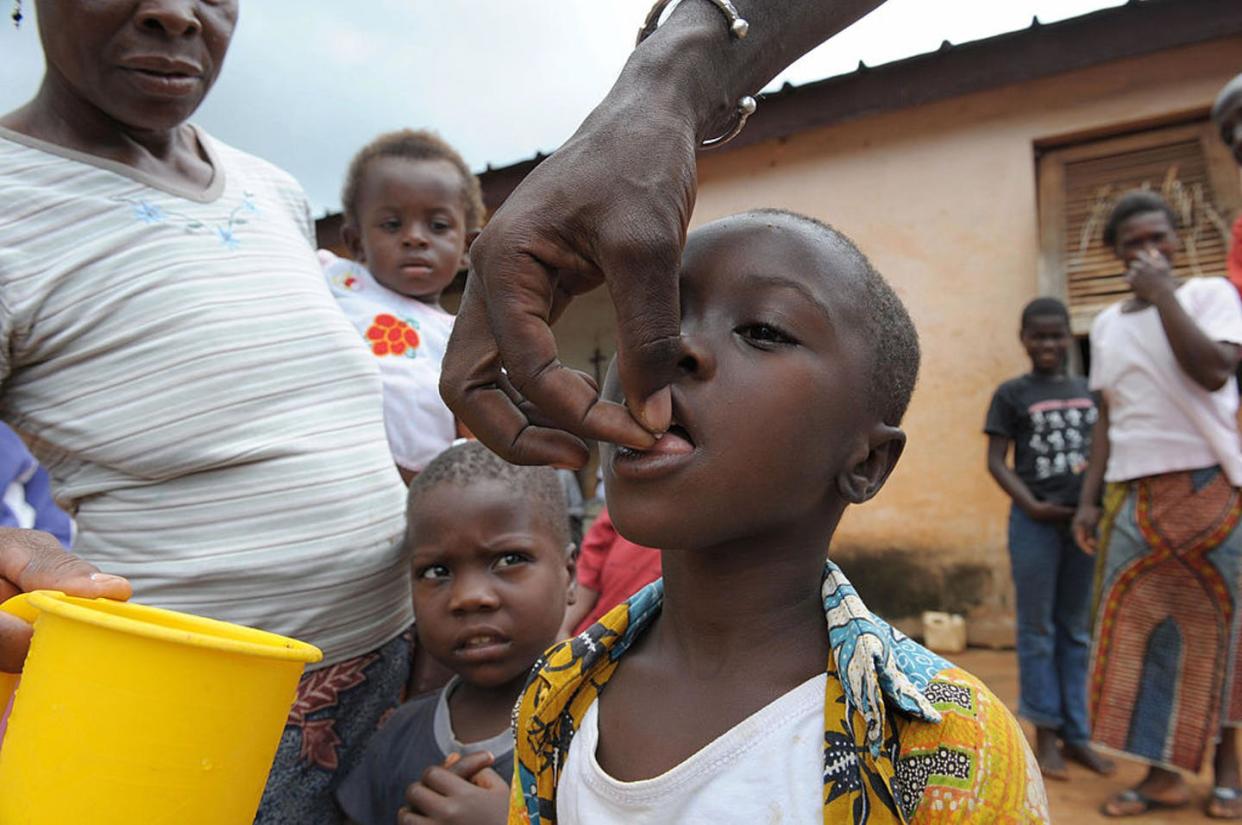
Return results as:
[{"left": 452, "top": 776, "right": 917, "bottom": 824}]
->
[{"left": 1, "top": 0, "right": 1124, "bottom": 216}]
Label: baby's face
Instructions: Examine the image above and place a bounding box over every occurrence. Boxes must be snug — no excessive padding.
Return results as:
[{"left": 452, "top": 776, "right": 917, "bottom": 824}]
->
[
  {"left": 348, "top": 158, "right": 470, "bottom": 305},
  {"left": 603, "top": 214, "right": 877, "bottom": 551},
  {"left": 408, "top": 480, "right": 572, "bottom": 689}
]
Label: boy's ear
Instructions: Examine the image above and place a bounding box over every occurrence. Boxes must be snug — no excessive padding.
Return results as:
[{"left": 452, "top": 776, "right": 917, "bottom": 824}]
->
[
  {"left": 458, "top": 229, "right": 480, "bottom": 272},
  {"left": 564, "top": 544, "right": 578, "bottom": 606},
  {"left": 342, "top": 223, "right": 364, "bottom": 263},
  {"left": 836, "top": 424, "right": 906, "bottom": 505}
]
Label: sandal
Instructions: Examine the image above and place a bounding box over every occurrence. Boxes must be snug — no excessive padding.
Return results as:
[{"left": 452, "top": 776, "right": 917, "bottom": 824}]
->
[
  {"left": 1208, "top": 787, "right": 1242, "bottom": 820},
  {"left": 1100, "top": 788, "right": 1190, "bottom": 818}
]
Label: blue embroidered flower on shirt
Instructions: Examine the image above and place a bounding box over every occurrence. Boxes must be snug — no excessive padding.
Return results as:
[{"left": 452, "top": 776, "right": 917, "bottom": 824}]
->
[
  {"left": 115, "top": 190, "right": 259, "bottom": 249},
  {"left": 132, "top": 201, "right": 165, "bottom": 224}
]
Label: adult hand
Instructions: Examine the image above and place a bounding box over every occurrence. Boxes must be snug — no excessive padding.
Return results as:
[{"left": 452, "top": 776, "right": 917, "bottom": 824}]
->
[
  {"left": 442, "top": 1, "right": 889, "bottom": 467},
  {"left": 1072, "top": 504, "right": 1102, "bottom": 555},
  {"left": 398, "top": 751, "right": 509, "bottom": 825},
  {"left": 0, "top": 528, "right": 132, "bottom": 672},
  {"left": 1024, "top": 500, "right": 1076, "bottom": 523},
  {"left": 1125, "top": 248, "right": 1177, "bottom": 305},
  {"left": 441, "top": 79, "right": 694, "bottom": 467}
]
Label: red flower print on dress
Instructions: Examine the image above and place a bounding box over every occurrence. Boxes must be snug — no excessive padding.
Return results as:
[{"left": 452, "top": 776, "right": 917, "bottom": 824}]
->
[
  {"left": 365, "top": 313, "right": 421, "bottom": 357},
  {"left": 286, "top": 653, "right": 379, "bottom": 770}
]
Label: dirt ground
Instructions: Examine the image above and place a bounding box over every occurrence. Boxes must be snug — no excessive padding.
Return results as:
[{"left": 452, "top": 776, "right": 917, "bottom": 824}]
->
[{"left": 955, "top": 649, "right": 1220, "bottom": 824}]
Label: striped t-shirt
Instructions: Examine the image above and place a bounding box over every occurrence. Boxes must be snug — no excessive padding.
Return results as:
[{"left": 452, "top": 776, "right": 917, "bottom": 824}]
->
[{"left": 0, "top": 126, "right": 411, "bottom": 665}]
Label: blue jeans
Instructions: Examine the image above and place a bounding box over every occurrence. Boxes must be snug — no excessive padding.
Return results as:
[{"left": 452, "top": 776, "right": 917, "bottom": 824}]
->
[{"left": 1008, "top": 505, "right": 1095, "bottom": 744}]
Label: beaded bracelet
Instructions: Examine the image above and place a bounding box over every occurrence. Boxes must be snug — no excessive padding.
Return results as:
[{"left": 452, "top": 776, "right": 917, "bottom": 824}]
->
[{"left": 635, "top": 0, "right": 757, "bottom": 149}]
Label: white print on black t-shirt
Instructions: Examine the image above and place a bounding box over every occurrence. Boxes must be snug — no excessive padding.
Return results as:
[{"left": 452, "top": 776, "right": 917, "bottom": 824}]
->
[{"left": 1029, "top": 398, "right": 1096, "bottom": 481}]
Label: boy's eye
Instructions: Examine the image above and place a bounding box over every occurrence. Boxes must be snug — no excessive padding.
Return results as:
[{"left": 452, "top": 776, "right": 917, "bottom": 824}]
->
[
  {"left": 380, "top": 219, "right": 401, "bottom": 232},
  {"left": 431, "top": 219, "right": 451, "bottom": 231},
  {"left": 737, "top": 323, "right": 796, "bottom": 346},
  {"left": 416, "top": 564, "right": 450, "bottom": 581},
  {"left": 494, "top": 552, "right": 529, "bottom": 570}
]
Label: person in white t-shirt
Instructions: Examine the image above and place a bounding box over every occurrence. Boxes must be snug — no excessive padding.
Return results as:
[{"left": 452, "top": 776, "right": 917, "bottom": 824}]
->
[
  {"left": 1073, "top": 190, "right": 1242, "bottom": 819},
  {"left": 324, "top": 130, "right": 482, "bottom": 484}
]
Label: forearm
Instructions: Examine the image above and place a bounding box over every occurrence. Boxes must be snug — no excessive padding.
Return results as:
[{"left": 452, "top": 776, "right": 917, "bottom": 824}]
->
[
  {"left": 988, "top": 461, "right": 1038, "bottom": 509},
  {"left": 622, "top": 1, "right": 885, "bottom": 140},
  {"left": 988, "top": 437, "right": 1038, "bottom": 509},
  {"left": 1078, "top": 404, "right": 1110, "bottom": 508},
  {"left": 1153, "top": 291, "right": 1238, "bottom": 390}
]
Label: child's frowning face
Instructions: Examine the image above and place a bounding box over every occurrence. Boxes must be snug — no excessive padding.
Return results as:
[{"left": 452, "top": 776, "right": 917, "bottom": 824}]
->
[
  {"left": 345, "top": 157, "right": 472, "bottom": 306},
  {"left": 408, "top": 479, "right": 573, "bottom": 689},
  {"left": 603, "top": 213, "right": 897, "bottom": 551}
]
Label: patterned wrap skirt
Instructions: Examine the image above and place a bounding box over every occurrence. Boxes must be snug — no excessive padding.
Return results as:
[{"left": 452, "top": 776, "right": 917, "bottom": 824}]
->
[{"left": 1088, "top": 466, "right": 1242, "bottom": 772}]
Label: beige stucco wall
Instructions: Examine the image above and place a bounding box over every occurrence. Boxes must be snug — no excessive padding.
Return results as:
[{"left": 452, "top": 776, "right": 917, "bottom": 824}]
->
[{"left": 551, "top": 37, "right": 1242, "bottom": 631}]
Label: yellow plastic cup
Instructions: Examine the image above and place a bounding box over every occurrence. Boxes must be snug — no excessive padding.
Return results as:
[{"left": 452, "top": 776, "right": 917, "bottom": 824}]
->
[{"left": 0, "top": 591, "right": 322, "bottom": 825}]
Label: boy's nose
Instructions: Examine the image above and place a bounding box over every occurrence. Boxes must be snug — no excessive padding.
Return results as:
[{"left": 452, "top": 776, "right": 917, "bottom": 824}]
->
[
  {"left": 674, "top": 332, "right": 717, "bottom": 381},
  {"left": 136, "top": 0, "right": 202, "bottom": 38},
  {"left": 448, "top": 574, "right": 501, "bottom": 613}
]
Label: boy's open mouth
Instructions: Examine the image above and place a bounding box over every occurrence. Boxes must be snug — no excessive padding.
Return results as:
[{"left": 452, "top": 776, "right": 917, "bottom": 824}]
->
[
  {"left": 460, "top": 633, "right": 506, "bottom": 649},
  {"left": 612, "top": 420, "right": 696, "bottom": 482},
  {"left": 454, "top": 629, "right": 512, "bottom": 662},
  {"left": 616, "top": 423, "right": 695, "bottom": 457}
]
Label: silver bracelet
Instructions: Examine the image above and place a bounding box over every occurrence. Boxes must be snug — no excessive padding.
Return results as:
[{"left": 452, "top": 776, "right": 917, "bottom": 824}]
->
[
  {"left": 636, "top": 0, "right": 749, "bottom": 43},
  {"left": 635, "top": 0, "right": 756, "bottom": 149}
]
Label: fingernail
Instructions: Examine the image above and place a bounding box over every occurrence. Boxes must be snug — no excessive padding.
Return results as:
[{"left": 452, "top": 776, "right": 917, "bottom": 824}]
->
[{"left": 90, "top": 573, "right": 124, "bottom": 583}]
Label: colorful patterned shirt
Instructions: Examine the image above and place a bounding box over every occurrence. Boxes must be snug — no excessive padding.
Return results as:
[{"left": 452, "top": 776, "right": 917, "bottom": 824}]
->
[{"left": 509, "top": 561, "right": 1048, "bottom": 824}]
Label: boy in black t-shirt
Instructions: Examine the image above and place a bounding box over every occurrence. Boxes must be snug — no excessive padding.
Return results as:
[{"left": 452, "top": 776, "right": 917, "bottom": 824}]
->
[{"left": 985, "top": 297, "right": 1114, "bottom": 782}]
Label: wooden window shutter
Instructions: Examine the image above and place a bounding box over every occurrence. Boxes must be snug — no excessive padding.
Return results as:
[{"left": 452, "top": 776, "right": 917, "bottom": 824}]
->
[{"left": 1037, "top": 120, "right": 1242, "bottom": 334}]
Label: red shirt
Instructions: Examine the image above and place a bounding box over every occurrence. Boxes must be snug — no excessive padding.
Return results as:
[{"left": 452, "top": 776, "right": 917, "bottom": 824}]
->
[{"left": 572, "top": 508, "right": 662, "bottom": 635}]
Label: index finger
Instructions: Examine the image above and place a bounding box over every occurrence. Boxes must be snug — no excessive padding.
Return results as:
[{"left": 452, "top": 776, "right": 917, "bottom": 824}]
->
[
  {"left": 481, "top": 247, "right": 658, "bottom": 448},
  {"left": 441, "top": 280, "right": 593, "bottom": 467},
  {"left": 406, "top": 757, "right": 490, "bottom": 808},
  {"left": 444, "top": 272, "right": 652, "bottom": 464},
  {"left": 440, "top": 750, "right": 495, "bottom": 782}
]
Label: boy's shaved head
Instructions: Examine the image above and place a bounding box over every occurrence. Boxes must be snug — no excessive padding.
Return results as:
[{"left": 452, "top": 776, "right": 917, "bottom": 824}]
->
[
  {"left": 1212, "top": 73, "right": 1242, "bottom": 124},
  {"left": 408, "top": 441, "right": 569, "bottom": 547},
  {"left": 1214, "top": 73, "right": 1242, "bottom": 164},
  {"left": 741, "top": 209, "right": 921, "bottom": 425}
]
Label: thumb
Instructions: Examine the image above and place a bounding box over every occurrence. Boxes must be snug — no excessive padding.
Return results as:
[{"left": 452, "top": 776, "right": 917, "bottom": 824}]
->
[
  {"left": 0, "top": 528, "right": 131, "bottom": 604},
  {"left": 605, "top": 240, "right": 684, "bottom": 435}
]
